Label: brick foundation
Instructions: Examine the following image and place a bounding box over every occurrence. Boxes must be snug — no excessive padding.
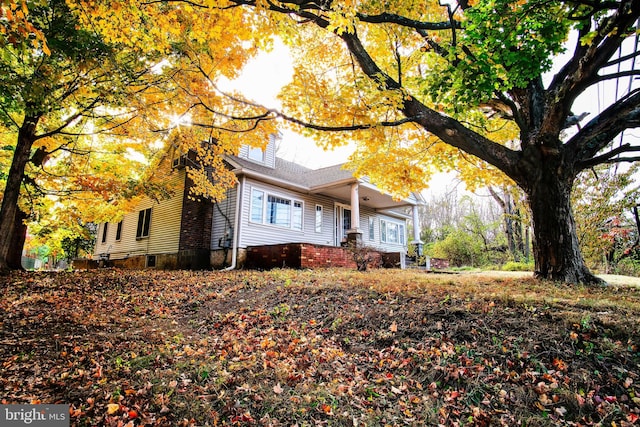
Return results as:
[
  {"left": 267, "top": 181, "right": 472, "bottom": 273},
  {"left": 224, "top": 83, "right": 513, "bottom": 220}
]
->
[
  {"left": 72, "top": 258, "right": 100, "bottom": 269},
  {"left": 430, "top": 258, "right": 450, "bottom": 269},
  {"left": 300, "top": 244, "right": 355, "bottom": 268},
  {"left": 246, "top": 243, "right": 388, "bottom": 270}
]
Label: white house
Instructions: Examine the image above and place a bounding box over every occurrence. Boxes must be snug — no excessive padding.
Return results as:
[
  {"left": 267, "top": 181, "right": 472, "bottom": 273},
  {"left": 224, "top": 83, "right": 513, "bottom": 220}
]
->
[{"left": 92, "top": 135, "right": 424, "bottom": 269}]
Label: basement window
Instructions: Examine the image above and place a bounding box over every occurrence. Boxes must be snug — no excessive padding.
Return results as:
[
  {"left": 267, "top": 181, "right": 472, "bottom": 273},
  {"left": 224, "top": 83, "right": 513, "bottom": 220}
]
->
[{"left": 147, "top": 255, "right": 156, "bottom": 268}]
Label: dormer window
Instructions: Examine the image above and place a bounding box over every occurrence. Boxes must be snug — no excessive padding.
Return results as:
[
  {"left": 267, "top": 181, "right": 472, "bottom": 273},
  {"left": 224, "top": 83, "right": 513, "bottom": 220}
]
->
[
  {"left": 247, "top": 146, "right": 265, "bottom": 163},
  {"left": 240, "top": 132, "right": 279, "bottom": 167}
]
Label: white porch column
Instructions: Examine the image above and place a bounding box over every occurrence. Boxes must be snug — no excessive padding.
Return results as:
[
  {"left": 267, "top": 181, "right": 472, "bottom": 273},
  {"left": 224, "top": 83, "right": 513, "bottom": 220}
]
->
[
  {"left": 350, "top": 182, "right": 360, "bottom": 232},
  {"left": 346, "top": 182, "right": 363, "bottom": 245},
  {"left": 410, "top": 204, "right": 424, "bottom": 257},
  {"left": 412, "top": 204, "right": 421, "bottom": 243}
]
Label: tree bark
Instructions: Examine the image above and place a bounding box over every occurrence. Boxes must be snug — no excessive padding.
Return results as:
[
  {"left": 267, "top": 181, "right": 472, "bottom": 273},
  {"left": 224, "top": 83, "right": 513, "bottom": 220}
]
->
[
  {"left": 513, "top": 208, "right": 526, "bottom": 261},
  {"left": 0, "top": 116, "right": 39, "bottom": 271},
  {"left": 6, "top": 209, "right": 28, "bottom": 270},
  {"left": 488, "top": 187, "right": 520, "bottom": 261},
  {"left": 526, "top": 168, "right": 604, "bottom": 285}
]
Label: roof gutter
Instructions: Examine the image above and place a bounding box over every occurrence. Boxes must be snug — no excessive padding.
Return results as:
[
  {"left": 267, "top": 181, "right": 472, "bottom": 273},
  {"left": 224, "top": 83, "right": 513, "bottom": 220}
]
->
[{"left": 232, "top": 168, "right": 309, "bottom": 192}]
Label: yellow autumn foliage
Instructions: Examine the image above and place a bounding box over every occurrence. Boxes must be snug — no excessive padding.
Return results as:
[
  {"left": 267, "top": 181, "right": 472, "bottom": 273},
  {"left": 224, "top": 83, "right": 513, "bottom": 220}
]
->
[{"left": 65, "top": 0, "right": 521, "bottom": 203}]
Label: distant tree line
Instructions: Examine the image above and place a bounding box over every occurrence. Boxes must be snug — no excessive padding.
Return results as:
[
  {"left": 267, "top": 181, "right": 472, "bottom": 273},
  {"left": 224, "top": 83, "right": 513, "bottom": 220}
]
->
[{"left": 420, "top": 165, "right": 640, "bottom": 276}]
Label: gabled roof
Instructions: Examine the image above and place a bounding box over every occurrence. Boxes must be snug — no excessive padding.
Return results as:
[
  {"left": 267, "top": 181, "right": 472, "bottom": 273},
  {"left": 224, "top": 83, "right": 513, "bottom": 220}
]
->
[
  {"left": 226, "top": 155, "right": 424, "bottom": 209},
  {"left": 227, "top": 155, "right": 354, "bottom": 189}
]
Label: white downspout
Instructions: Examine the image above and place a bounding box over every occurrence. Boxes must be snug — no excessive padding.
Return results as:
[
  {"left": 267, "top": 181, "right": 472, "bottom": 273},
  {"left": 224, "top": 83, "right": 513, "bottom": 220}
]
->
[{"left": 222, "top": 176, "right": 243, "bottom": 271}]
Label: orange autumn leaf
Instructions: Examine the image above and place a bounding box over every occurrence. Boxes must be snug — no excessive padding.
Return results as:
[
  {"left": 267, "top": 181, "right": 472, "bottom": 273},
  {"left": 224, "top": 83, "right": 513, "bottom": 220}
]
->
[{"left": 320, "top": 403, "right": 333, "bottom": 415}]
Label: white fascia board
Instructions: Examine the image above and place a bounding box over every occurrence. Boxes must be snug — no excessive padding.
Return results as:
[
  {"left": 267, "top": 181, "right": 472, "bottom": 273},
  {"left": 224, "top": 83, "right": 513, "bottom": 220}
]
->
[
  {"left": 309, "top": 177, "right": 358, "bottom": 192},
  {"left": 232, "top": 168, "right": 309, "bottom": 192},
  {"left": 358, "top": 181, "right": 419, "bottom": 206}
]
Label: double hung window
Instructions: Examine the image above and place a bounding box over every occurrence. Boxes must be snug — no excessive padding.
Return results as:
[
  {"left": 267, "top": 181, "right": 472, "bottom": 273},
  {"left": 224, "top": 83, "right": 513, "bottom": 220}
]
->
[
  {"left": 136, "top": 208, "right": 151, "bottom": 239},
  {"left": 315, "top": 205, "right": 323, "bottom": 233},
  {"left": 380, "top": 219, "right": 406, "bottom": 245},
  {"left": 115, "top": 221, "right": 123, "bottom": 241},
  {"left": 247, "top": 146, "right": 265, "bottom": 162},
  {"left": 251, "top": 189, "right": 303, "bottom": 231},
  {"left": 368, "top": 217, "right": 375, "bottom": 240}
]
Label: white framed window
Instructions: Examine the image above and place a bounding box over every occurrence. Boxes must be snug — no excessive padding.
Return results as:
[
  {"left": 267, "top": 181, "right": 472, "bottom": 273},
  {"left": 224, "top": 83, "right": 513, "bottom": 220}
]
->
[
  {"left": 368, "top": 216, "right": 375, "bottom": 240},
  {"left": 268, "top": 195, "right": 291, "bottom": 227},
  {"left": 380, "top": 219, "right": 406, "bottom": 245},
  {"left": 315, "top": 205, "right": 323, "bottom": 233},
  {"left": 292, "top": 201, "right": 303, "bottom": 231},
  {"left": 136, "top": 208, "right": 151, "bottom": 239},
  {"left": 101, "top": 223, "right": 108, "bottom": 243},
  {"left": 250, "top": 187, "right": 303, "bottom": 231},
  {"left": 247, "top": 146, "right": 265, "bottom": 162},
  {"left": 251, "top": 189, "right": 264, "bottom": 223},
  {"left": 115, "top": 220, "right": 123, "bottom": 241}
]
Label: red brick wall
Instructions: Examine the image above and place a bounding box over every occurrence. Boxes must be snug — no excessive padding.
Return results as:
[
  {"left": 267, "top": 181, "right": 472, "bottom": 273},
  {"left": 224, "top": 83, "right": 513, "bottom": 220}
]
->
[
  {"left": 179, "top": 175, "right": 213, "bottom": 252},
  {"left": 430, "top": 258, "right": 450, "bottom": 269},
  {"left": 246, "top": 243, "right": 385, "bottom": 270},
  {"left": 245, "top": 244, "right": 303, "bottom": 269},
  {"left": 300, "top": 244, "right": 356, "bottom": 268}
]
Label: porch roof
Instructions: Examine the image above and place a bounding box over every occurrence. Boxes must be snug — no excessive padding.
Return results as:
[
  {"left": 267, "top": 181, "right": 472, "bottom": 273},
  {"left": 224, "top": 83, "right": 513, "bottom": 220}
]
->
[{"left": 226, "top": 155, "right": 423, "bottom": 211}]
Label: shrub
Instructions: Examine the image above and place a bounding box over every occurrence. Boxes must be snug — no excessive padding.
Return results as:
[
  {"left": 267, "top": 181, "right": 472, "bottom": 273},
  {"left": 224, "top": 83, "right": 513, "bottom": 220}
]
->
[
  {"left": 346, "top": 240, "right": 377, "bottom": 272},
  {"left": 612, "top": 258, "right": 640, "bottom": 277},
  {"left": 432, "top": 231, "right": 485, "bottom": 267}
]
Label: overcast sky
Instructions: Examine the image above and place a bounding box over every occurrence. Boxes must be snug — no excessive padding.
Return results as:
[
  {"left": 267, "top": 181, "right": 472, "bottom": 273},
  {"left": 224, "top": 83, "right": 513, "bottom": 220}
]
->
[{"left": 218, "top": 40, "right": 356, "bottom": 169}]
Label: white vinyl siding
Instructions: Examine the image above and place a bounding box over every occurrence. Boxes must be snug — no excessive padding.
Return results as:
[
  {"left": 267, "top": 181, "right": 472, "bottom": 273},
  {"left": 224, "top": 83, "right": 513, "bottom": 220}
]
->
[
  {"left": 212, "top": 187, "right": 238, "bottom": 249},
  {"left": 240, "top": 180, "right": 333, "bottom": 247},
  {"left": 239, "top": 134, "right": 277, "bottom": 168},
  {"left": 239, "top": 179, "right": 409, "bottom": 252},
  {"left": 229, "top": 178, "right": 406, "bottom": 252}
]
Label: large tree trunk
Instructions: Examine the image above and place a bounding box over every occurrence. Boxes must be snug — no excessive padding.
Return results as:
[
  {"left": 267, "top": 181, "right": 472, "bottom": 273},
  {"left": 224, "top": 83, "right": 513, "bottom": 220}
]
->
[
  {"left": 0, "top": 116, "right": 39, "bottom": 272},
  {"left": 527, "top": 168, "right": 604, "bottom": 285},
  {"left": 6, "top": 209, "right": 28, "bottom": 270}
]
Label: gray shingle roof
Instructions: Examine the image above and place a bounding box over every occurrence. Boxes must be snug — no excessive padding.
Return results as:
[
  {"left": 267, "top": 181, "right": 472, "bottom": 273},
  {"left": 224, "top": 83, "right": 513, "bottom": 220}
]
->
[{"left": 228, "top": 155, "right": 355, "bottom": 189}]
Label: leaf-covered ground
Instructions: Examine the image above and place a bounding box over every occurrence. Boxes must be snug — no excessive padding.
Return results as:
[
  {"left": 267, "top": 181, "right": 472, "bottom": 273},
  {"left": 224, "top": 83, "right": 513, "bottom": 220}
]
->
[{"left": 1, "top": 269, "right": 640, "bottom": 426}]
